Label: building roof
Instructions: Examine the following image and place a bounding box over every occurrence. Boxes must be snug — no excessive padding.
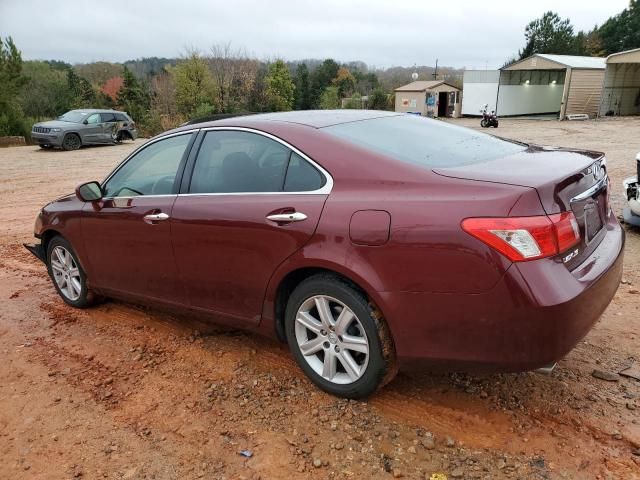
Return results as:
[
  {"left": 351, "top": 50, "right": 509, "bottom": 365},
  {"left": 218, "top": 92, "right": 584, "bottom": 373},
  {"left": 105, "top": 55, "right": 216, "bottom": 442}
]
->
[
  {"left": 503, "top": 54, "right": 605, "bottom": 71},
  {"left": 394, "top": 80, "right": 460, "bottom": 92},
  {"left": 606, "top": 47, "right": 640, "bottom": 63}
]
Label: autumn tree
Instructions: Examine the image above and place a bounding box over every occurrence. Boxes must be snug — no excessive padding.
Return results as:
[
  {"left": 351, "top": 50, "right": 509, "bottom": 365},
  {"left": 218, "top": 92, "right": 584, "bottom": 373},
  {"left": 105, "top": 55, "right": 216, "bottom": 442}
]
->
[
  {"left": 333, "top": 67, "right": 356, "bottom": 98},
  {"left": 264, "top": 59, "right": 295, "bottom": 111},
  {"left": 208, "top": 43, "right": 258, "bottom": 113}
]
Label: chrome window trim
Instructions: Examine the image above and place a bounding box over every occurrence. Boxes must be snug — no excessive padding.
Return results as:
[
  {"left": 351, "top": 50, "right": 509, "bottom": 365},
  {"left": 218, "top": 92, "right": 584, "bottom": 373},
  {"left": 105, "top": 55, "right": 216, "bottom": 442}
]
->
[
  {"left": 184, "top": 126, "right": 333, "bottom": 196},
  {"left": 570, "top": 174, "right": 608, "bottom": 203},
  {"left": 100, "top": 126, "right": 334, "bottom": 200}
]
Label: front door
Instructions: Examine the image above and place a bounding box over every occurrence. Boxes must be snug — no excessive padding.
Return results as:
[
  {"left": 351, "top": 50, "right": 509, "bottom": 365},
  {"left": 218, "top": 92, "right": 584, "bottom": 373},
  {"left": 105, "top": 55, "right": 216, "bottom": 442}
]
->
[
  {"left": 81, "top": 132, "right": 195, "bottom": 303},
  {"left": 171, "top": 129, "right": 330, "bottom": 325},
  {"left": 438, "top": 92, "right": 448, "bottom": 117},
  {"left": 82, "top": 113, "right": 104, "bottom": 143}
]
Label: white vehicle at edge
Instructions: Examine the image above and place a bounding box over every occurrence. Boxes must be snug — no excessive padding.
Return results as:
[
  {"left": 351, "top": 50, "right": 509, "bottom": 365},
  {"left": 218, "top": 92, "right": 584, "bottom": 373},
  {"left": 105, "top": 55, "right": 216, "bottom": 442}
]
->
[{"left": 622, "top": 152, "right": 640, "bottom": 226}]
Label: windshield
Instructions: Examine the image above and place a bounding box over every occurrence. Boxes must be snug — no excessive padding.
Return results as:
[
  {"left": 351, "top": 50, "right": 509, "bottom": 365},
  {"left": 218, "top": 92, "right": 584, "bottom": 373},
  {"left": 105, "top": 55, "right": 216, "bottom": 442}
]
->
[
  {"left": 323, "top": 115, "right": 526, "bottom": 168},
  {"left": 57, "top": 111, "right": 90, "bottom": 123}
]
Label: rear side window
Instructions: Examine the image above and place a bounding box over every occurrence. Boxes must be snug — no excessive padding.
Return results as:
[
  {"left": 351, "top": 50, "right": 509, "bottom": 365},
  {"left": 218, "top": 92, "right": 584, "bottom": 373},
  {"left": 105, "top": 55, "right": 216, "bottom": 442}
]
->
[
  {"left": 323, "top": 115, "right": 526, "bottom": 168},
  {"left": 284, "top": 152, "right": 325, "bottom": 192},
  {"left": 101, "top": 113, "right": 117, "bottom": 123},
  {"left": 115, "top": 113, "right": 129, "bottom": 122},
  {"left": 190, "top": 131, "right": 290, "bottom": 193}
]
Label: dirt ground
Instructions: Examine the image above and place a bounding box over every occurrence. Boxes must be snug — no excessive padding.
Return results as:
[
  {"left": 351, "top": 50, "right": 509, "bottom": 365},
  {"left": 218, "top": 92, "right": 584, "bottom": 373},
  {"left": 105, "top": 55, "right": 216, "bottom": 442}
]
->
[{"left": 1, "top": 118, "right": 639, "bottom": 480}]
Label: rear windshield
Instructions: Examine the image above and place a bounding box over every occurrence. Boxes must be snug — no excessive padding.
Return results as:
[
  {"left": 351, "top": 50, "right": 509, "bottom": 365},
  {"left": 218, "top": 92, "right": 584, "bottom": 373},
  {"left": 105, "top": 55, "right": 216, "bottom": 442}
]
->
[{"left": 322, "top": 115, "right": 526, "bottom": 168}]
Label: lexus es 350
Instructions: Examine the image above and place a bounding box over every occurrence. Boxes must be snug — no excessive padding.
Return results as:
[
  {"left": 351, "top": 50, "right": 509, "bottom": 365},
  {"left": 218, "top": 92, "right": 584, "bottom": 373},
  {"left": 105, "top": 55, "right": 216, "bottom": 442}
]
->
[{"left": 25, "top": 111, "right": 624, "bottom": 398}]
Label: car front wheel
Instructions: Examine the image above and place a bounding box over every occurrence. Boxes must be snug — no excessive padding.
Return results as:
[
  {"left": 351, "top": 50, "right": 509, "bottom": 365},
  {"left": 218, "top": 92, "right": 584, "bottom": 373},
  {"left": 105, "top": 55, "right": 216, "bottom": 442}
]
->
[
  {"left": 285, "top": 274, "right": 396, "bottom": 398},
  {"left": 62, "top": 133, "right": 81, "bottom": 151},
  {"left": 46, "top": 236, "right": 96, "bottom": 308}
]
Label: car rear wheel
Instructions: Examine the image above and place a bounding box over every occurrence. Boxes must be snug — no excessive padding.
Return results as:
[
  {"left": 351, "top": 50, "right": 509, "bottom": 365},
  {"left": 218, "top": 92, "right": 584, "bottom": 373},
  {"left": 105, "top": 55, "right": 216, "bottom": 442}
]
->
[
  {"left": 46, "top": 236, "right": 96, "bottom": 308},
  {"left": 285, "top": 274, "right": 396, "bottom": 398},
  {"left": 62, "top": 133, "right": 81, "bottom": 151}
]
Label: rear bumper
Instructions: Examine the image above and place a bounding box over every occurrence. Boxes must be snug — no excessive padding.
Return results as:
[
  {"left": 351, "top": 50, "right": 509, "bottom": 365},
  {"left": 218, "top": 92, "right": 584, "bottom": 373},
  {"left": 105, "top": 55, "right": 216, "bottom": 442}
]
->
[{"left": 383, "top": 213, "right": 624, "bottom": 372}]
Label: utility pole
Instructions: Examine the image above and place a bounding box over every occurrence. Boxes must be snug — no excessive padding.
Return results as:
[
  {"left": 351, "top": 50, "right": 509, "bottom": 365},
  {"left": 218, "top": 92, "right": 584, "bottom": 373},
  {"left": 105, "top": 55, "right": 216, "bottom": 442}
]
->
[{"left": 432, "top": 59, "right": 438, "bottom": 80}]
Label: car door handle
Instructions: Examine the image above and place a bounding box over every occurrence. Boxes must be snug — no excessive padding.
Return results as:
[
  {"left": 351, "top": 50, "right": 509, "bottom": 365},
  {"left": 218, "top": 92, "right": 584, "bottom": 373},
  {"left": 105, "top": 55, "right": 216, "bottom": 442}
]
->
[
  {"left": 266, "top": 212, "right": 308, "bottom": 223},
  {"left": 144, "top": 212, "right": 170, "bottom": 224}
]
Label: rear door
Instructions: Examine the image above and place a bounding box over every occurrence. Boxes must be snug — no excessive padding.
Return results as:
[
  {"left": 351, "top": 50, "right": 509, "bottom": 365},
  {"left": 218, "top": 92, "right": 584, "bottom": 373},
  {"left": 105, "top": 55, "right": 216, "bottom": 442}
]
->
[
  {"left": 100, "top": 112, "right": 118, "bottom": 142},
  {"left": 171, "top": 128, "right": 331, "bottom": 325},
  {"left": 82, "top": 131, "right": 196, "bottom": 303}
]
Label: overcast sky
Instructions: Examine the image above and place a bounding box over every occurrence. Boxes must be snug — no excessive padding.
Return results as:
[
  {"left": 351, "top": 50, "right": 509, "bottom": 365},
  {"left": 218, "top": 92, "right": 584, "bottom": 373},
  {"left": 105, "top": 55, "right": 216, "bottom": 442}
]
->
[{"left": 0, "top": 0, "right": 630, "bottom": 69}]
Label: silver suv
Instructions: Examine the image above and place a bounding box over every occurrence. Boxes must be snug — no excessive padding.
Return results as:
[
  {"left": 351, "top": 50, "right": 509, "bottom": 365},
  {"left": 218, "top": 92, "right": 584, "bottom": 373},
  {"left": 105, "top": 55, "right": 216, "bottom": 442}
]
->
[{"left": 31, "top": 109, "right": 138, "bottom": 150}]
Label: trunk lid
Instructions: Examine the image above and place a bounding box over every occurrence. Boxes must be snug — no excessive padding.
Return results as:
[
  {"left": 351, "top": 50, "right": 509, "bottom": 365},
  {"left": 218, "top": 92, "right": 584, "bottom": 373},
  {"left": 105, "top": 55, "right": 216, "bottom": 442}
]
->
[{"left": 435, "top": 144, "right": 609, "bottom": 268}]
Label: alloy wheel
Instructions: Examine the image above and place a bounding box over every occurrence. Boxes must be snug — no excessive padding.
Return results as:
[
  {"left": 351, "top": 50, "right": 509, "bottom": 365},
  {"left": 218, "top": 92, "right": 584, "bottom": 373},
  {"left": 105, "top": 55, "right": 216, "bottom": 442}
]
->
[
  {"left": 50, "top": 246, "right": 82, "bottom": 301},
  {"left": 294, "top": 295, "right": 370, "bottom": 385}
]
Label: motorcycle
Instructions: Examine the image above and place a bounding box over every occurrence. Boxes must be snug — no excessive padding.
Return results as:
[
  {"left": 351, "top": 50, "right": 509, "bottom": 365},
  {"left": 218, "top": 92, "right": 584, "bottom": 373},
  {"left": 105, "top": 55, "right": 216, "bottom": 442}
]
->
[{"left": 480, "top": 104, "right": 499, "bottom": 128}]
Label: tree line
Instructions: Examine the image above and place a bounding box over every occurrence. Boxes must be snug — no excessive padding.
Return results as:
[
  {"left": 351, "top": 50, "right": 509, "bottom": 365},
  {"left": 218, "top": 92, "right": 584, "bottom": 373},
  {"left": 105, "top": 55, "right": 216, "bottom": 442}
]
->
[
  {"left": 1, "top": 39, "right": 427, "bottom": 141},
  {"left": 510, "top": 1, "right": 640, "bottom": 63}
]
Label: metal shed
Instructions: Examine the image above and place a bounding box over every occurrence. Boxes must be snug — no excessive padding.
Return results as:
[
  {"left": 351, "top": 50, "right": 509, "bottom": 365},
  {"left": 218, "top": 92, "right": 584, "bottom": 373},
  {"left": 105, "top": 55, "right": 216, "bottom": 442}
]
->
[
  {"left": 499, "top": 54, "right": 606, "bottom": 119},
  {"left": 599, "top": 48, "right": 640, "bottom": 117},
  {"left": 394, "top": 80, "right": 461, "bottom": 118},
  {"left": 461, "top": 70, "right": 500, "bottom": 116}
]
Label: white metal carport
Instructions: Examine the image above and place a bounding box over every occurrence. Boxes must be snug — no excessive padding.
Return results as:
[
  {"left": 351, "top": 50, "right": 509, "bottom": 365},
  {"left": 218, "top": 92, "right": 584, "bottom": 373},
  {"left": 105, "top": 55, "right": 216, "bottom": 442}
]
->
[
  {"left": 498, "top": 54, "right": 606, "bottom": 119},
  {"left": 599, "top": 48, "right": 640, "bottom": 117}
]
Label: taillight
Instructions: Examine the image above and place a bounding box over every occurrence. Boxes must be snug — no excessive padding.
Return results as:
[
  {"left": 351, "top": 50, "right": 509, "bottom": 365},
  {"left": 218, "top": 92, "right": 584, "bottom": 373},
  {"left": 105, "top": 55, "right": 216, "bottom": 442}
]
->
[{"left": 461, "top": 213, "right": 580, "bottom": 262}]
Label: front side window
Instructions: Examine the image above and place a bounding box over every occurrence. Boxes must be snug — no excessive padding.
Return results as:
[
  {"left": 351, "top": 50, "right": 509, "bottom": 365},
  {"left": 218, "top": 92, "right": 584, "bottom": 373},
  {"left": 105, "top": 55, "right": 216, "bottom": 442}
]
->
[
  {"left": 190, "top": 131, "right": 291, "bottom": 193},
  {"left": 103, "top": 133, "right": 192, "bottom": 198}
]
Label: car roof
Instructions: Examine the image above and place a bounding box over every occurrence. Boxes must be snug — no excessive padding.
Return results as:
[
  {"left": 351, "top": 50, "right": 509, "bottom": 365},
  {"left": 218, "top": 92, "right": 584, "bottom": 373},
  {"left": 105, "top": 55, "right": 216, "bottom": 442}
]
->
[
  {"left": 189, "top": 110, "right": 402, "bottom": 129},
  {"left": 70, "top": 109, "right": 128, "bottom": 115}
]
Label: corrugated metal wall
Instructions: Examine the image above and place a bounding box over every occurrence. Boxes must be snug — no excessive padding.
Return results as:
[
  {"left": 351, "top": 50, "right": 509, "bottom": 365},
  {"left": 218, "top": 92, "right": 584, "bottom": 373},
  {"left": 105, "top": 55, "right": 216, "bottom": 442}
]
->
[{"left": 565, "top": 69, "right": 605, "bottom": 118}]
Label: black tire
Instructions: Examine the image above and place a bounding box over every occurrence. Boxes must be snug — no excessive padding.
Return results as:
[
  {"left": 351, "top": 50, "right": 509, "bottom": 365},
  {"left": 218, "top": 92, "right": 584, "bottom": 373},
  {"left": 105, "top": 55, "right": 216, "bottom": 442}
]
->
[
  {"left": 493, "top": 120, "right": 499, "bottom": 128},
  {"left": 285, "top": 274, "right": 397, "bottom": 399},
  {"left": 480, "top": 119, "right": 488, "bottom": 128},
  {"left": 46, "top": 236, "right": 97, "bottom": 308},
  {"left": 62, "top": 133, "right": 81, "bottom": 151}
]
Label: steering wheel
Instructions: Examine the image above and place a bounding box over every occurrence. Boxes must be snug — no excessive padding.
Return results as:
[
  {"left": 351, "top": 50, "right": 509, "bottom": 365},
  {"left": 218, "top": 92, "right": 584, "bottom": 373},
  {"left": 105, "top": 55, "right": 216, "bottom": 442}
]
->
[{"left": 151, "top": 175, "right": 175, "bottom": 195}]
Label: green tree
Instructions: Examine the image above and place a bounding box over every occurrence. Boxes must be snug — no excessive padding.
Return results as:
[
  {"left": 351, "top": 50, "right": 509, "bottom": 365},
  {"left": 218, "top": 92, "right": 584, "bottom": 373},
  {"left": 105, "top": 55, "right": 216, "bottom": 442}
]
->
[
  {"left": 333, "top": 67, "right": 356, "bottom": 98},
  {"left": 0, "top": 36, "right": 28, "bottom": 136},
  {"left": 310, "top": 59, "right": 339, "bottom": 108},
  {"left": 519, "top": 12, "right": 579, "bottom": 59},
  {"left": 20, "top": 61, "right": 72, "bottom": 118},
  {"left": 598, "top": 0, "right": 640, "bottom": 55},
  {"left": 368, "top": 88, "right": 388, "bottom": 110},
  {"left": 264, "top": 59, "right": 295, "bottom": 111},
  {"left": 343, "top": 92, "right": 362, "bottom": 109},
  {"left": 171, "top": 52, "right": 217, "bottom": 118},
  {"left": 116, "top": 66, "right": 151, "bottom": 123},
  {"left": 318, "top": 86, "right": 340, "bottom": 109},
  {"left": 294, "top": 63, "right": 311, "bottom": 110},
  {"left": 67, "top": 69, "right": 97, "bottom": 108}
]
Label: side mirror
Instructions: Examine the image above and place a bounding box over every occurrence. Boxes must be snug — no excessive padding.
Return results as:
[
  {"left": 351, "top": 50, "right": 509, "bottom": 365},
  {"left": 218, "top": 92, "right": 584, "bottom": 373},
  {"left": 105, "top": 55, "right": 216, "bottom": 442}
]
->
[
  {"left": 83, "top": 119, "right": 88, "bottom": 125},
  {"left": 76, "top": 181, "right": 103, "bottom": 202}
]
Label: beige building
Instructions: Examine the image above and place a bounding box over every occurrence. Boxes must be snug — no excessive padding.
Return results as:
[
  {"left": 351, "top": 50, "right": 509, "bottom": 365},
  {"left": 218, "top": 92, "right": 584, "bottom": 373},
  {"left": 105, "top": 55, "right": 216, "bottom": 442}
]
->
[
  {"left": 394, "top": 80, "right": 461, "bottom": 118},
  {"left": 499, "top": 54, "right": 605, "bottom": 119},
  {"left": 599, "top": 48, "right": 640, "bottom": 117}
]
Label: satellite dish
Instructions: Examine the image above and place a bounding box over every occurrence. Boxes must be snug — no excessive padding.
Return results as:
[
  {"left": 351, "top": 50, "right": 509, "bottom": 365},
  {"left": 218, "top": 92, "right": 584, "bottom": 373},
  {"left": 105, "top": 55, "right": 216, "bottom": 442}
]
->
[{"left": 411, "top": 72, "right": 419, "bottom": 81}]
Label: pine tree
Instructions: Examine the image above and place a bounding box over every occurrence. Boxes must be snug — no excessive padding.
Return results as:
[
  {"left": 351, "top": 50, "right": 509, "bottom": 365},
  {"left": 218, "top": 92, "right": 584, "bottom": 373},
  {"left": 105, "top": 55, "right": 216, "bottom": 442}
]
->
[
  {"left": 264, "top": 59, "right": 295, "bottom": 112},
  {"left": 294, "top": 63, "right": 311, "bottom": 110},
  {"left": 116, "top": 66, "right": 150, "bottom": 122}
]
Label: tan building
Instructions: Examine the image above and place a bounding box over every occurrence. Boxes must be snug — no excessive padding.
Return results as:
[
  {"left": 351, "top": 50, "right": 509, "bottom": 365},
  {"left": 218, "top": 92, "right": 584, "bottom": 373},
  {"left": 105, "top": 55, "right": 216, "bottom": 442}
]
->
[
  {"left": 599, "top": 48, "right": 640, "bottom": 117},
  {"left": 499, "top": 54, "right": 605, "bottom": 119},
  {"left": 394, "top": 80, "right": 461, "bottom": 118}
]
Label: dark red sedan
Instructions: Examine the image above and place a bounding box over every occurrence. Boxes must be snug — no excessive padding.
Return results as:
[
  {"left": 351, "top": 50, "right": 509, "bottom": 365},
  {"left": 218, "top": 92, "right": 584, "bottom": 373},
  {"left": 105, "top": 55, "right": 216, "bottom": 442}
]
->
[{"left": 26, "top": 111, "right": 624, "bottom": 398}]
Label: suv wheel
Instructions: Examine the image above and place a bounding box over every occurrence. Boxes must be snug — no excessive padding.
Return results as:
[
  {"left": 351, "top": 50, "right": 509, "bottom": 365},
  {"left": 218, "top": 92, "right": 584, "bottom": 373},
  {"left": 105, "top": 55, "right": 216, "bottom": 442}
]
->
[
  {"left": 46, "top": 236, "right": 96, "bottom": 308},
  {"left": 285, "top": 274, "right": 397, "bottom": 398},
  {"left": 62, "top": 133, "right": 81, "bottom": 151}
]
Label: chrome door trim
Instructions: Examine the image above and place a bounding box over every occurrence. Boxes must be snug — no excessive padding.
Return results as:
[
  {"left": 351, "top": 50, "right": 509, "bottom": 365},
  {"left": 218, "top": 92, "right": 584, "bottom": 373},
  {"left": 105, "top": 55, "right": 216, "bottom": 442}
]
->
[{"left": 266, "top": 212, "right": 308, "bottom": 222}]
